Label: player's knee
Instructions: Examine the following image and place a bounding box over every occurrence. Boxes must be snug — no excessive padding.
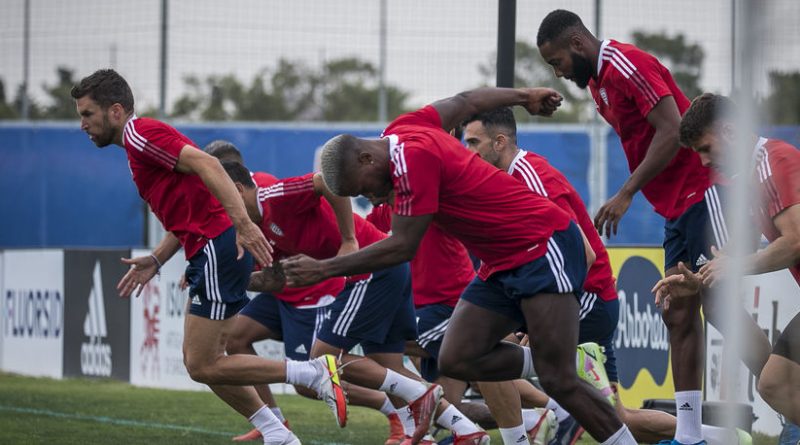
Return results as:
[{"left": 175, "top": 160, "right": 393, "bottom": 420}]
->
[
  {"left": 660, "top": 304, "right": 696, "bottom": 334},
  {"left": 437, "top": 351, "right": 470, "bottom": 380},
  {"left": 183, "top": 355, "right": 220, "bottom": 384},
  {"left": 537, "top": 368, "right": 579, "bottom": 399}
]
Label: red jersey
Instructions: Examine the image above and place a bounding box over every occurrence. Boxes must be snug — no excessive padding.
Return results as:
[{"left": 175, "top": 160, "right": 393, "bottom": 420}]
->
[
  {"left": 254, "top": 172, "right": 386, "bottom": 285},
  {"left": 588, "top": 40, "right": 712, "bottom": 219},
  {"left": 753, "top": 138, "right": 800, "bottom": 285},
  {"left": 367, "top": 204, "right": 474, "bottom": 308},
  {"left": 383, "top": 105, "right": 572, "bottom": 280},
  {"left": 122, "top": 116, "right": 230, "bottom": 259},
  {"left": 251, "top": 172, "right": 344, "bottom": 307},
  {"left": 508, "top": 150, "right": 617, "bottom": 301}
]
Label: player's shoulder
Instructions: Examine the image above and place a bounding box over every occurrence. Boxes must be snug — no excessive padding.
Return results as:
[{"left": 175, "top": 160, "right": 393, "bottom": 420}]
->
[
  {"left": 383, "top": 105, "right": 441, "bottom": 136},
  {"left": 602, "top": 40, "right": 662, "bottom": 76},
  {"left": 252, "top": 171, "right": 279, "bottom": 187}
]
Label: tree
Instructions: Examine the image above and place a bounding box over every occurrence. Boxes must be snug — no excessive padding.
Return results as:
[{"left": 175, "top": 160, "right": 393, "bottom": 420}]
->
[
  {"left": 0, "top": 78, "right": 18, "bottom": 119},
  {"left": 631, "top": 31, "right": 704, "bottom": 100},
  {"left": 478, "top": 40, "right": 591, "bottom": 123},
  {"left": 40, "top": 66, "right": 79, "bottom": 119},
  {"left": 320, "top": 57, "right": 409, "bottom": 122},
  {"left": 763, "top": 71, "right": 800, "bottom": 125}
]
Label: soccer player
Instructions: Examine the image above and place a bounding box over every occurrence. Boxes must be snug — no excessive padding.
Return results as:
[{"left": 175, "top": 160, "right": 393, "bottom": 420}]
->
[
  {"left": 463, "top": 107, "right": 749, "bottom": 445},
  {"left": 220, "top": 162, "right": 488, "bottom": 445},
  {"left": 537, "top": 11, "right": 763, "bottom": 445},
  {"left": 203, "top": 140, "right": 346, "bottom": 442},
  {"left": 654, "top": 93, "right": 800, "bottom": 427},
  {"left": 282, "top": 86, "right": 642, "bottom": 445},
  {"left": 71, "top": 69, "right": 344, "bottom": 445}
]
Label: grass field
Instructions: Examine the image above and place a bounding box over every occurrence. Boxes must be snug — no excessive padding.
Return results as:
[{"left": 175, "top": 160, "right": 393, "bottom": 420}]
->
[{"left": 0, "top": 373, "right": 776, "bottom": 445}]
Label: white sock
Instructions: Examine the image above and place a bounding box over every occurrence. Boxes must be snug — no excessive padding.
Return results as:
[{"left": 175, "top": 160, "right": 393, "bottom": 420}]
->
[
  {"left": 522, "top": 408, "right": 544, "bottom": 431},
  {"left": 499, "top": 424, "right": 530, "bottom": 444},
  {"left": 269, "top": 407, "right": 285, "bottom": 422},
  {"left": 396, "top": 405, "right": 415, "bottom": 436},
  {"left": 285, "top": 360, "right": 320, "bottom": 389},
  {"left": 520, "top": 346, "right": 534, "bottom": 378},
  {"left": 545, "top": 398, "right": 570, "bottom": 423},
  {"left": 600, "top": 425, "right": 636, "bottom": 445},
  {"left": 435, "top": 404, "right": 479, "bottom": 436},
  {"left": 379, "top": 369, "right": 427, "bottom": 402},
  {"left": 379, "top": 395, "right": 395, "bottom": 416},
  {"left": 701, "top": 424, "right": 740, "bottom": 445},
  {"left": 675, "top": 390, "right": 703, "bottom": 444},
  {"left": 249, "top": 405, "right": 291, "bottom": 444}
]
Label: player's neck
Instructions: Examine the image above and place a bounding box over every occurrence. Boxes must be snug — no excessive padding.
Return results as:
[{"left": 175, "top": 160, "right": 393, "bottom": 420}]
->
[
  {"left": 497, "top": 146, "right": 520, "bottom": 172},
  {"left": 112, "top": 112, "right": 135, "bottom": 147},
  {"left": 587, "top": 37, "right": 602, "bottom": 78}
]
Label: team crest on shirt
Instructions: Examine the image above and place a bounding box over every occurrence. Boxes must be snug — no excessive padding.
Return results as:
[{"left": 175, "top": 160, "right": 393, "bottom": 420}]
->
[
  {"left": 599, "top": 88, "right": 609, "bottom": 106},
  {"left": 270, "top": 223, "right": 284, "bottom": 237}
]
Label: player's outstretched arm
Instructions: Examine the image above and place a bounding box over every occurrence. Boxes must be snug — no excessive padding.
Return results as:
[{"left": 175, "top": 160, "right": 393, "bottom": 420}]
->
[
  {"left": 313, "top": 172, "right": 359, "bottom": 256},
  {"left": 594, "top": 96, "right": 682, "bottom": 237},
  {"left": 174, "top": 146, "right": 273, "bottom": 267},
  {"left": 281, "top": 213, "right": 432, "bottom": 287},
  {"left": 432, "top": 87, "right": 563, "bottom": 132},
  {"left": 117, "top": 232, "right": 181, "bottom": 298},
  {"left": 742, "top": 204, "right": 800, "bottom": 276}
]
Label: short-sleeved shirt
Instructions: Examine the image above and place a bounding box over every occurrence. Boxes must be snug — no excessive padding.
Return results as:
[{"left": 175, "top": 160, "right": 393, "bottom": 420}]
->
[
  {"left": 367, "top": 204, "right": 474, "bottom": 308},
  {"left": 254, "top": 172, "right": 386, "bottom": 286},
  {"left": 588, "top": 39, "right": 712, "bottom": 219},
  {"left": 382, "top": 105, "right": 572, "bottom": 280},
  {"left": 122, "top": 116, "right": 231, "bottom": 259},
  {"left": 752, "top": 138, "right": 800, "bottom": 285},
  {"left": 508, "top": 150, "right": 617, "bottom": 301}
]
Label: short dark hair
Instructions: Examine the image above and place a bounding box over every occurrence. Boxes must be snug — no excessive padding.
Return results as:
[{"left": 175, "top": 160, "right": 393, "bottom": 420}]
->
[
  {"left": 537, "top": 9, "right": 585, "bottom": 47},
  {"left": 679, "top": 93, "right": 735, "bottom": 148},
  {"left": 204, "top": 140, "right": 244, "bottom": 163},
  {"left": 463, "top": 107, "right": 517, "bottom": 143},
  {"left": 221, "top": 160, "right": 255, "bottom": 189},
  {"left": 70, "top": 69, "right": 134, "bottom": 112}
]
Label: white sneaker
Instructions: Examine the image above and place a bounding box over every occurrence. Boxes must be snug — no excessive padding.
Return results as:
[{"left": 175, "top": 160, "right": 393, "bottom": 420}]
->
[{"left": 310, "top": 354, "right": 348, "bottom": 428}]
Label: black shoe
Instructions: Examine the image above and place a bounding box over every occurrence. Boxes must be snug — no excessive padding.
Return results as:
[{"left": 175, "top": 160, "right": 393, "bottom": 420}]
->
[{"left": 548, "top": 416, "right": 584, "bottom": 445}]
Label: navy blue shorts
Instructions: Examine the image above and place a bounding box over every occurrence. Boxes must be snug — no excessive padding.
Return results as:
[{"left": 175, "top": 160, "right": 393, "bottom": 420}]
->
[
  {"left": 239, "top": 293, "right": 324, "bottom": 361},
  {"left": 461, "top": 222, "right": 587, "bottom": 326},
  {"left": 578, "top": 292, "right": 620, "bottom": 382},
  {"left": 316, "top": 263, "right": 418, "bottom": 355},
  {"left": 664, "top": 185, "right": 729, "bottom": 272},
  {"left": 185, "top": 226, "right": 253, "bottom": 320},
  {"left": 415, "top": 303, "right": 455, "bottom": 382}
]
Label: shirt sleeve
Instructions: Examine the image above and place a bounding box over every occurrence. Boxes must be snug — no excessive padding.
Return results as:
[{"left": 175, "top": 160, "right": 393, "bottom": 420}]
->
[
  {"left": 261, "top": 173, "right": 320, "bottom": 215},
  {"left": 392, "top": 145, "right": 441, "bottom": 217},
  {"left": 128, "top": 120, "right": 186, "bottom": 170},
  {"left": 611, "top": 51, "right": 673, "bottom": 118},
  {"left": 765, "top": 145, "right": 800, "bottom": 218},
  {"left": 382, "top": 106, "right": 442, "bottom": 136}
]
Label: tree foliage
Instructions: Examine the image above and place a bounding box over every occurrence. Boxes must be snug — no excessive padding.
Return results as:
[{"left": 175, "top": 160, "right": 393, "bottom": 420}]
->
[
  {"left": 763, "top": 71, "right": 800, "bottom": 125},
  {"left": 631, "top": 31, "right": 704, "bottom": 100}
]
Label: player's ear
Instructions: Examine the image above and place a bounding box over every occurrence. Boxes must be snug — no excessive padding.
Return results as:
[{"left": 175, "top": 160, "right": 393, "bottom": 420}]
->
[
  {"left": 357, "top": 151, "right": 373, "bottom": 166},
  {"left": 569, "top": 33, "right": 583, "bottom": 52}
]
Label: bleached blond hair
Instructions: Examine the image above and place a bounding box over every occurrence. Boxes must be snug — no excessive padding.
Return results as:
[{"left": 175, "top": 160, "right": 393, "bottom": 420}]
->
[{"left": 319, "top": 134, "right": 359, "bottom": 195}]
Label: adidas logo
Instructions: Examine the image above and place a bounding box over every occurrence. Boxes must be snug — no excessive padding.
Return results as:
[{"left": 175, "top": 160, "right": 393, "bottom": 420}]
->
[
  {"left": 516, "top": 434, "right": 528, "bottom": 443},
  {"left": 389, "top": 383, "right": 398, "bottom": 393},
  {"left": 696, "top": 254, "right": 709, "bottom": 267},
  {"left": 294, "top": 344, "right": 307, "bottom": 355},
  {"left": 81, "top": 261, "right": 112, "bottom": 377},
  {"left": 678, "top": 402, "right": 693, "bottom": 411},
  {"left": 191, "top": 295, "right": 202, "bottom": 305},
  {"left": 450, "top": 414, "right": 462, "bottom": 424}
]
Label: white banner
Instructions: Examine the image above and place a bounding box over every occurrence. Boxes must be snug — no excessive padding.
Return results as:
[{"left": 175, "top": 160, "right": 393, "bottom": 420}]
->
[
  {"left": 129, "top": 250, "right": 291, "bottom": 394},
  {"left": 1, "top": 250, "right": 64, "bottom": 378},
  {"left": 706, "top": 269, "right": 800, "bottom": 435}
]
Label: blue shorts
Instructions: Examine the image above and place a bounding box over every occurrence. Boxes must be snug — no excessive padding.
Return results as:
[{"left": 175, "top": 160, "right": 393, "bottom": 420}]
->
[
  {"left": 578, "top": 292, "right": 620, "bottom": 382},
  {"left": 185, "top": 226, "right": 253, "bottom": 320},
  {"left": 316, "top": 263, "right": 418, "bottom": 355},
  {"left": 415, "top": 304, "right": 455, "bottom": 382},
  {"left": 664, "top": 185, "right": 729, "bottom": 272},
  {"left": 239, "top": 293, "right": 323, "bottom": 361},
  {"left": 461, "top": 222, "right": 587, "bottom": 326}
]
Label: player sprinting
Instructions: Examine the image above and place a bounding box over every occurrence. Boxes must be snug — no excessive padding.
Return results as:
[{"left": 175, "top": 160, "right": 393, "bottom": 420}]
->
[
  {"left": 71, "top": 69, "right": 345, "bottom": 445},
  {"left": 281, "top": 86, "right": 643, "bottom": 445},
  {"left": 654, "top": 93, "right": 800, "bottom": 429},
  {"left": 536, "top": 10, "right": 760, "bottom": 445}
]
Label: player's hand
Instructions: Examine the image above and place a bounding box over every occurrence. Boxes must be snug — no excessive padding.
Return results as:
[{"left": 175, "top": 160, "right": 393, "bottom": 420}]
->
[
  {"left": 248, "top": 264, "right": 287, "bottom": 293},
  {"left": 178, "top": 274, "right": 189, "bottom": 290},
  {"left": 117, "top": 255, "right": 159, "bottom": 298},
  {"left": 281, "top": 254, "right": 328, "bottom": 287},
  {"left": 651, "top": 262, "right": 702, "bottom": 309},
  {"left": 594, "top": 190, "right": 633, "bottom": 238},
  {"left": 336, "top": 239, "right": 359, "bottom": 257},
  {"left": 698, "top": 246, "right": 726, "bottom": 287},
  {"left": 521, "top": 88, "right": 563, "bottom": 117},
  {"left": 235, "top": 220, "right": 273, "bottom": 268}
]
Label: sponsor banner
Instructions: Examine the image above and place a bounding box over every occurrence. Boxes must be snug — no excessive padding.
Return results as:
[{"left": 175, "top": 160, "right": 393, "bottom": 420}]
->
[
  {"left": 63, "top": 250, "right": 131, "bottom": 381},
  {"left": 130, "top": 251, "right": 290, "bottom": 393},
  {"left": 607, "top": 248, "right": 675, "bottom": 410},
  {"left": 706, "top": 269, "right": 800, "bottom": 435},
  {"left": 1, "top": 250, "right": 64, "bottom": 378}
]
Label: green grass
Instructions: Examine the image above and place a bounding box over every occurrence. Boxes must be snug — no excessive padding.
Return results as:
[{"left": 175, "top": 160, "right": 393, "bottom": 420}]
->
[{"left": 0, "top": 373, "right": 777, "bottom": 445}]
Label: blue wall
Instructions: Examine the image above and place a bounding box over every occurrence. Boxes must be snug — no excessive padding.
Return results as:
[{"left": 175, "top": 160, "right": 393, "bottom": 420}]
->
[{"left": 1, "top": 122, "right": 797, "bottom": 248}]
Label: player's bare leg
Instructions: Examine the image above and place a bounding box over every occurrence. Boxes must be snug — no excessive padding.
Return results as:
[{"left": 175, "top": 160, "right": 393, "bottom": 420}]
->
[
  {"left": 226, "top": 314, "right": 283, "bottom": 411},
  {"left": 758, "top": 314, "right": 800, "bottom": 424},
  {"left": 477, "top": 381, "right": 528, "bottom": 444}
]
